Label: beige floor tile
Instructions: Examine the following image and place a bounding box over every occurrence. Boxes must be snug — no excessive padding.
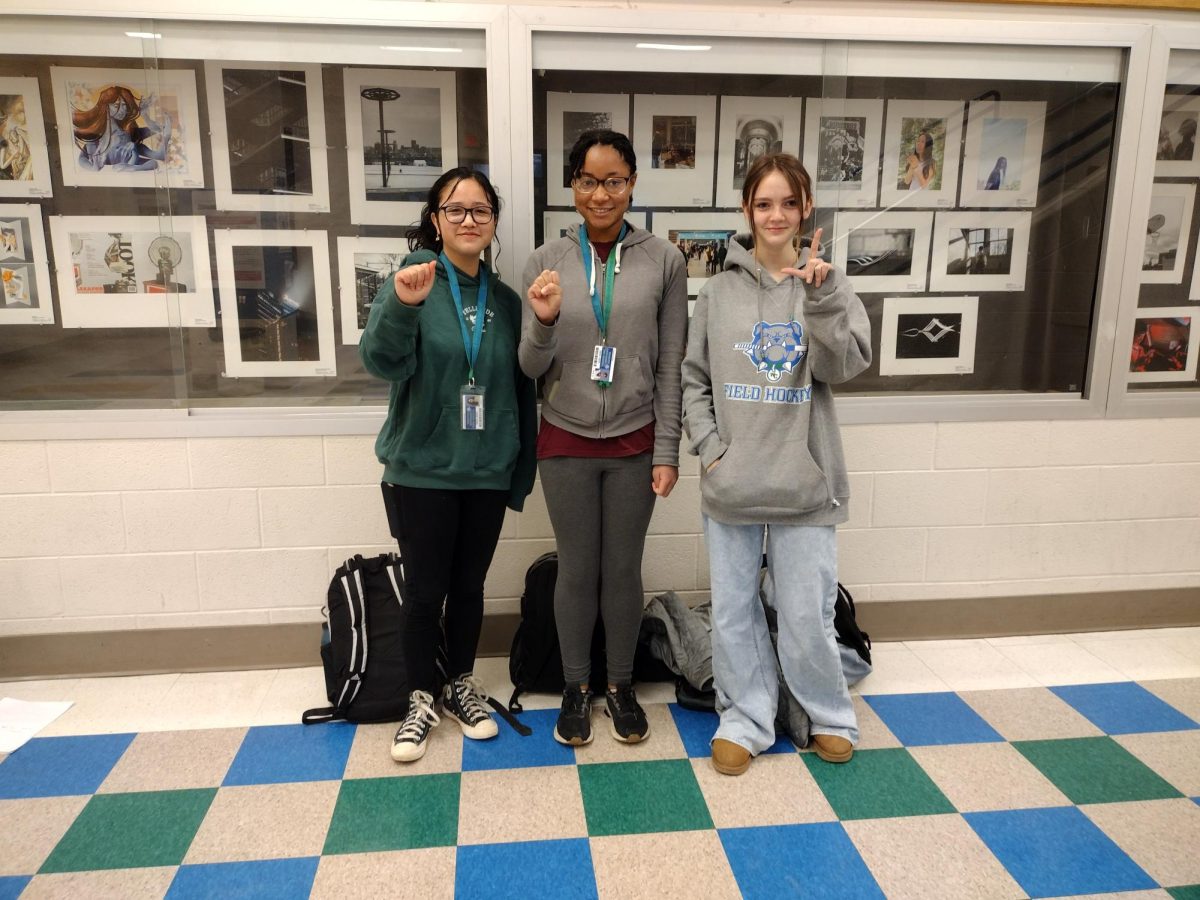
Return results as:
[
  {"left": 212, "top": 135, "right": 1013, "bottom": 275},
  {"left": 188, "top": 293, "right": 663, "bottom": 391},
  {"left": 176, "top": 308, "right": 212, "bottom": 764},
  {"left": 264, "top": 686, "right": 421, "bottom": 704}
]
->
[
  {"left": 0, "top": 678, "right": 81, "bottom": 702},
  {"left": 906, "top": 642, "right": 1041, "bottom": 691},
  {"left": 183, "top": 780, "right": 340, "bottom": 863},
  {"left": 457, "top": 764, "right": 586, "bottom": 845},
  {"left": 853, "top": 645, "right": 950, "bottom": 696},
  {"left": 39, "top": 674, "right": 180, "bottom": 737},
  {"left": 0, "top": 796, "right": 89, "bottom": 876},
  {"left": 844, "top": 814, "right": 1024, "bottom": 900},
  {"left": 1055, "top": 892, "right": 1171, "bottom": 899},
  {"left": 1072, "top": 637, "right": 1200, "bottom": 681},
  {"left": 958, "top": 687, "right": 1103, "bottom": 742},
  {"left": 310, "top": 848, "right": 456, "bottom": 900},
  {"left": 20, "top": 867, "right": 178, "bottom": 899},
  {"left": 993, "top": 642, "right": 1125, "bottom": 687},
  {"left": 853, "top": 695, "right": 902, "bottom": 749},
  {"left": 252, "top": 666, "right": 329, "bottom": 726},
  {"left": 1083, "top": 798, "right": 1200, "bottom": 887},
  {"left": 1115, "top": 730, "right": 1200, "bottom": 797},
  {"left": 1142, "top": 677, "right": 1200, "bottom": 722},
  {"left": 908, "top": 743, "right": 1069, "bottom": 812},
  {"left": 97, "top": 728, "right": 247, "bottom": 793},
  {"left": 573, "top": 702, "right": 686, "bottom": 764},
  {"left": 342, "top": 720, "right": 463, "bottom": 779},
  {"left": 986, "top": 634, "right": 1079, "bottom": 648},
  {"left": 147, "top": 670, "right": 279, "bottom": 732},
  {"left": 691, "top": 754, "right": 835, "bottom": 829},
  {"left": 591, "top": 830, "right": 741, "bottom": 900}
]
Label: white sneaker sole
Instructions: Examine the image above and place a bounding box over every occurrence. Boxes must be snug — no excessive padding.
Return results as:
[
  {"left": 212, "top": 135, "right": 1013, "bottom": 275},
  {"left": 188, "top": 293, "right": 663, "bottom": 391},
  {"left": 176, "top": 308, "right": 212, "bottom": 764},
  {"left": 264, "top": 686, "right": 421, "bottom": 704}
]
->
[
  {"left": 444, "top": 708, "right": 499, "bottom": 741},
  {"left": 605, "top": 709, "right": 649, "bottom": 743},
  {"left": 553, "top": 725, "right": 593, "bottom": 746},
  {"left": 391, "top": 740, "right": 428, "bottom": 763}
]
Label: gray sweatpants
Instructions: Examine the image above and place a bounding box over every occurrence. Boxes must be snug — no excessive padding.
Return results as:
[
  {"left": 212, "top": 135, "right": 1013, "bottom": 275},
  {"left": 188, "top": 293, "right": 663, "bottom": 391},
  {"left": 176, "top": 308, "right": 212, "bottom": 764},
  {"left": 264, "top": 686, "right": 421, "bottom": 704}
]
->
[{"left": 538, "top": 453, "right": 656, "bottom": 685}]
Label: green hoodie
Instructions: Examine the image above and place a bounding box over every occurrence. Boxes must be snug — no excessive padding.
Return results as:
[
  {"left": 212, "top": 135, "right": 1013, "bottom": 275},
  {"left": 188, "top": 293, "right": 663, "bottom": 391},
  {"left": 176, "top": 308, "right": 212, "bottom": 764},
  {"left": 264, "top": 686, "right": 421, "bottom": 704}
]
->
[{"left": 359, "top": 249, "right": 537, "bottom": 511}]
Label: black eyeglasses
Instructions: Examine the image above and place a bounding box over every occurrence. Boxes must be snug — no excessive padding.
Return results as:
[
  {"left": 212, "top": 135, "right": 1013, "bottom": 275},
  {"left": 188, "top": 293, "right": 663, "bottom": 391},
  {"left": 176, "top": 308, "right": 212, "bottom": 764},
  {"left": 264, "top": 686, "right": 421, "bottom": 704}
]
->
[
  {"left": 439, "top": 205, "right": 495, "bottom": 224},
  {"left": 572, "top": 176, "right": 632, "bottom": 195}
]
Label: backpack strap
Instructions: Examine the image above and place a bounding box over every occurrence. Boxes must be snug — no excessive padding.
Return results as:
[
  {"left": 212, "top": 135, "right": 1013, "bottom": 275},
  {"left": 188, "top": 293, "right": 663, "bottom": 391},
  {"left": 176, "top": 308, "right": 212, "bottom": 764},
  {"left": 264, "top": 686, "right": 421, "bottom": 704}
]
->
[
  {"left": 488, "top": 697, "right": 532, "bottom": 736},
  {"left": 301, "top": 705, "right": 348, "bottom": 725}
]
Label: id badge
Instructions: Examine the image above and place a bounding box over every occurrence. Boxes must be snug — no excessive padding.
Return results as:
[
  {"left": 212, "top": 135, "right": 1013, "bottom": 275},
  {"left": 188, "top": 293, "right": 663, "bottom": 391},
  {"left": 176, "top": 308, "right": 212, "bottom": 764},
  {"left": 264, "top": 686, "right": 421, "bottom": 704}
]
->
[
  {"left": 590, "top": 344, "right": 616, "bottom": 385},
  {"left": 460, "top": 384, "right": 485, "bottom": 431}
]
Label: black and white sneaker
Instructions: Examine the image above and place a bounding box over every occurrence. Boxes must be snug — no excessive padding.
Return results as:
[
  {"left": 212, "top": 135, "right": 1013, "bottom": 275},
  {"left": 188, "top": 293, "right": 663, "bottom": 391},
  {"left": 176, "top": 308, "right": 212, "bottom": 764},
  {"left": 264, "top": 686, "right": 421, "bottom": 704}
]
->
[
  {"left": 391, "top": 690, "right": 440, "bottom": 763},
  {"left": 554, "top": 685, "right": 593, "bottom": 746},
  {"left": 442, "top": 674, "right": 499, "bottom": 740},
  {"left": 605, "top": 684, "right": 649, "bottom": 743}
]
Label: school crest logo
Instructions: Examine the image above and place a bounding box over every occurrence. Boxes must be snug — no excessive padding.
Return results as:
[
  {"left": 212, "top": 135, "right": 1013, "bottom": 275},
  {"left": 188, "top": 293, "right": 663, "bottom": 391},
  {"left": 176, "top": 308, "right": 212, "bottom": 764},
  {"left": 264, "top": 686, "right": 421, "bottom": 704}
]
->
[{"left": 733, "top": 321, "right": 806, "bottom": 382}]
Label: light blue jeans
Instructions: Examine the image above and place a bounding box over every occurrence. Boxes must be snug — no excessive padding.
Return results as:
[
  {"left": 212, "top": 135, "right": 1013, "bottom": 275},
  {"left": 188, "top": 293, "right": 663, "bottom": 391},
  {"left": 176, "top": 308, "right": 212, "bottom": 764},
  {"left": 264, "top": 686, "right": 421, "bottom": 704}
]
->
[{"left": 704, "top": 515, "right": 858, "bottom": 755}]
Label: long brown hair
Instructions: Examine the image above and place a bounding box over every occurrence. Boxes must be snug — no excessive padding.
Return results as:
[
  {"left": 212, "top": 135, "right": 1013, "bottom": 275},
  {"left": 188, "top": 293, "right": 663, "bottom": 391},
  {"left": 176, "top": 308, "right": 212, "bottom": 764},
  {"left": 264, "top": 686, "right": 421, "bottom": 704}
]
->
[
  {"left": 71, "top": 85, "right": 140, "bottom": 144},
  {"left": 741, "top": 153, "right": 813, "bottom": 249}
]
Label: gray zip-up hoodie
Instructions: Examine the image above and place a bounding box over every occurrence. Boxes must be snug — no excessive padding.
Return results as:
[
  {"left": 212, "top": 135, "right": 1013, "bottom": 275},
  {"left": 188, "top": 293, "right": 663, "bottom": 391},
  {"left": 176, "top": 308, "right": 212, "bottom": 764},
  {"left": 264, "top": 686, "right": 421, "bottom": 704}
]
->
[
  {"left": 520, "top": 222, "right": 689, "bottom": 466},
  {"left": 681, "top": 235, "right": 871, "bottom": 526}
]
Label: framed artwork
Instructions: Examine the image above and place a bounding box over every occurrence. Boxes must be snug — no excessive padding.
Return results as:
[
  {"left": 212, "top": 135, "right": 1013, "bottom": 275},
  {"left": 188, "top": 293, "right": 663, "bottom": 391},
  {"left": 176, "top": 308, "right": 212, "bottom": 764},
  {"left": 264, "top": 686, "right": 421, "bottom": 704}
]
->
[
  {"left": 803, "top": 98, "right": 883, "bottom": 209},
  {"left": 715, "top": 96, "right": 803, "bottom": 209},
  {"left": 879, "top": 295, "right": 979, "bottom": 376},
  {"left": 215, "top": 229, "right": 336, "bottom": 378},
  {"left": 205, "top": 62, "right": 329, "bottom": 213},
  {"left": 833, "top": 210, "right": 934, "bottom": 293},
  {"left": 1155, "top": 93, "right": 1200, "bottom": 178},
  {"left": 878, "top": 99, "right": 964, "bottom": 210},
  {"left": 1141, "top": 182, "right": 1196, "bottom": 285},
  {"left": 336, "top": 236, "right": 407, "bottom": 345},
  {"left": 0, "top": 78, "right": 53, "bottom": 199},
  {"left": 0, "top": 203, "right": 54, "bottom": 325},
  {"left": 545, "top": 92, "right": 629, "bottom": 207},
  {"left": 50, "top": 67, "right": 204, "bottom": 190},
  {"left": 652, "top": 211, "right": 744, "bottom": 296},
  {"left": 929, "top": 210, "right": 1032, "bottom": 292},
  {"left": 631, "top": 94, "right": 717, "bottom": 207},
  {"left": 960, "top": 100, "right": 1046, "bottom": 208},
  {"left": 1128, "top": 309, "right": 1197, "bottom": 383},
  {"left": 344, "top": 68, "right": 458, "bottom": 227},
  {"left": 48, "top": 215, "right": 213, "bottom": 328},
  {"left": 542, "top": 210, "right": 647, "bottom": 244}
]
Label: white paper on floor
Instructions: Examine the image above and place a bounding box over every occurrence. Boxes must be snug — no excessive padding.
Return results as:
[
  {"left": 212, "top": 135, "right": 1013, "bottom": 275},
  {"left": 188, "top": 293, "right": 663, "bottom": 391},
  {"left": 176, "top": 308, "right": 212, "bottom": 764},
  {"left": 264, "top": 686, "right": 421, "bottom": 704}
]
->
[{"left": 0, "top": 698, "right": 74, "bottom": 752}]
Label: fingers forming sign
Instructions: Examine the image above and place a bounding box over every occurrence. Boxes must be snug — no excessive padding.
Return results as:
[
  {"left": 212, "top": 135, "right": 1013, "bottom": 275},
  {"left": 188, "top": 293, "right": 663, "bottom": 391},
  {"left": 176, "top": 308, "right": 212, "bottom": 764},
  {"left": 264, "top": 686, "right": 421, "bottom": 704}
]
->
[
  {"left": 527, "top": 269, "right": 562, "bottom": 325},
  {"left": 781, "top": 227, "right": 832, "bottom": 289},
  {"left": 393, "top": 260, "right": 439, "bottom": 306}
]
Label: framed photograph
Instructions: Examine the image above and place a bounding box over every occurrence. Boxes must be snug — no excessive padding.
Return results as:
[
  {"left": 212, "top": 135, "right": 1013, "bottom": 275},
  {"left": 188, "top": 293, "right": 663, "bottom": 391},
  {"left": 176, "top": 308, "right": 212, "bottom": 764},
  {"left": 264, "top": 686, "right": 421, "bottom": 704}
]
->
[
  {"left": 929, "top": 210, "right": 1032, "bottom": 292},
  {"left": 833, "top": 210, "right": 934, "bottom": 293},
  {"left": 50, "top": 67, "right": 204, "bottom": 190},
  {"left": 803, "top": 98, "right": 883, "bottom": 209},
  {"left": 715, "top": 96, "right": 803, "bottom": 208},
  {"left": 1155, "top": 94, "right": 1200, "bottom": 178},
  {"left": 344, "top": 68, "right": 457, "bottom": 227},
  {"left": 652, "top": 211, "right": 744, "bottom": 296},
  {"left": 0, "top": 203, "right": 54, "bottom": 325},
  {"left": 205, "top": 62, "right": 329, "bottom": 213},
  {"left": 879, "top": 295, "right": 979, "bottom": 376},
  {"left": 960, "top": 100, "right": 1046, "bottom": 208},
  {"left": 542, "top": 210, "right": 647, "bottom": 244},
  {"left": 631, "top": 94, "right": 717, "bottom": 207},
  {"left": 546, "top": 92, "right": 629, "bottom": 208},
  {"left": 1141, "top": 182, "right": 1196, "bottom": 285},
  {"left": 0, "top": 78, "right": 53, "bottom": 198},
  {"left": 215, "top": 229, "right": 336, "bottom": 378},
  {"left": 878, "top": 99, "right": 964, "bottom": 210},
  {"left": 49, "top": 215, "right": 213, "bottom": 328},
  {"left": 336, "top": 236, "right": 407, "bottom": 345},
  {"left": 1129, "top": 309, "right": 1197, "bottom": 383}
]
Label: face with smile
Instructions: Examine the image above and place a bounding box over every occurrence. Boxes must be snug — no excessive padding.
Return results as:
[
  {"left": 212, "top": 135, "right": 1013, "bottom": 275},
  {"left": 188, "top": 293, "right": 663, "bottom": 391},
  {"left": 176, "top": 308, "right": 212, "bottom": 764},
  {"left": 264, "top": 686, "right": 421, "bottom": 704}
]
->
[
  {"left": 436, "top": 177, "right": 496, "bottom": 274},
  {"left": 573, "top": 144, "right": 636, "bottom": 243},
  {"left": 744, "top": 169, "right": 811, "bottom": 258}
]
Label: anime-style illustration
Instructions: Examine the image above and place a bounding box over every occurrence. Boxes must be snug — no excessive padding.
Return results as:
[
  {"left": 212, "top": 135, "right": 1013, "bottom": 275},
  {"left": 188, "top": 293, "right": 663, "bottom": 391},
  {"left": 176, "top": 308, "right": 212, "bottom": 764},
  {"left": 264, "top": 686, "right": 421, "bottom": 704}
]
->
[
  {"left": 70, "top": 84, "right": 172, "bottom": 173},
  {"left": 0, "top": 94, "right": 33, "bottom": 182}
]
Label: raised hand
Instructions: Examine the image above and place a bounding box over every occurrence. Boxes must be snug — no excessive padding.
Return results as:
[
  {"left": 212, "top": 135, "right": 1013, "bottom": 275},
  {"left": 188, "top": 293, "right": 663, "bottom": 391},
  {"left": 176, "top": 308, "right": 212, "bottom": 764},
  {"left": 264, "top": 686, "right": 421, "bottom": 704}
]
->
[
  {"left": 527, "top": 269, "right": 562, "bottom": 325},
  {"left": 781, "top": 227, "right": 832, "bottom": 288},
  {"left": 393, "top": 260, "right": 439, "bottom": 306}
]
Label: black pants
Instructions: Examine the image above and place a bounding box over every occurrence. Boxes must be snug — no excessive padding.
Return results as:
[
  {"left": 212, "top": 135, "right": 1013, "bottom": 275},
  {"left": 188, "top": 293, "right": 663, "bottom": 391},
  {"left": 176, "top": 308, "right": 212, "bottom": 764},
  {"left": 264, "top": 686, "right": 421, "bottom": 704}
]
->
[{"left": 381, "top": 483, "right": 508, "bottom": 695}]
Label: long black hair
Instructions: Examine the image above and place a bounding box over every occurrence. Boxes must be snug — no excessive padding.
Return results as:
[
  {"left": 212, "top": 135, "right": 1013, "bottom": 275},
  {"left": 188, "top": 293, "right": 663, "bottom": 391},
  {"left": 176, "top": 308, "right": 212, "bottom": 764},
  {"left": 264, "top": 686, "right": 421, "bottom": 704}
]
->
[{"left": 406, "top": 166, "right": 502, "bottom": 253}]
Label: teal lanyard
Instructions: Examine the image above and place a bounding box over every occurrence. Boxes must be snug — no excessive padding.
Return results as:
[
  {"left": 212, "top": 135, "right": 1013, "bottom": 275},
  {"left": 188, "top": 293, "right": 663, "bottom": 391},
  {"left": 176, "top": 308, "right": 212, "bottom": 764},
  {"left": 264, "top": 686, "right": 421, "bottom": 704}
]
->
[
  {"left": 440, "top": 252, "right": 488, "bottom": 385},
  {"left": 579, "top": 223, "right": 626, "bottom": 342}
]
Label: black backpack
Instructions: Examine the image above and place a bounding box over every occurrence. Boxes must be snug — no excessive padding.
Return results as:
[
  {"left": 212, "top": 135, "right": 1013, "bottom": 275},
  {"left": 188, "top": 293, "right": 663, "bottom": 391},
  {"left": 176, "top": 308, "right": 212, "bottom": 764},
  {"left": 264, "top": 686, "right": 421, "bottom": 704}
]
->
[{"left": 834, "top": 582, "right": 872, "bottom": 665}]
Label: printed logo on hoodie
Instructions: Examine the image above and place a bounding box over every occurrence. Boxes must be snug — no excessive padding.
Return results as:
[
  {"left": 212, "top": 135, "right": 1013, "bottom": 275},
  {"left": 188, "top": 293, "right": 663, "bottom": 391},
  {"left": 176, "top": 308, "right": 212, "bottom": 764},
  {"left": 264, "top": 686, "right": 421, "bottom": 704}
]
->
[{"left": 733, "top": 321, "right": 807, "bottom": 383}]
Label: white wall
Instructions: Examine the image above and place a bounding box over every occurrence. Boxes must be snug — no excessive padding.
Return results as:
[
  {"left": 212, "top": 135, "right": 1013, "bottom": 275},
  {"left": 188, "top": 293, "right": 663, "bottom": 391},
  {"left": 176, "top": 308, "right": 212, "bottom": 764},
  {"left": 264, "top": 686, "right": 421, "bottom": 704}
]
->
[{"left": 2, "top": 417, "right": 1198, "bottom": 636}]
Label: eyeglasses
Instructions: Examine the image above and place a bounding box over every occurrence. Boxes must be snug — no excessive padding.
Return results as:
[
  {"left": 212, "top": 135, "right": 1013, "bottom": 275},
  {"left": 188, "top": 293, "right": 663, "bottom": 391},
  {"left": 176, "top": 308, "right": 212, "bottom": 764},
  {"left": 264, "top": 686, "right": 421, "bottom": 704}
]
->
[
  {"left": 439, "top": 205, "right": 495, "bottom": 224},
  {"left": 572, "top": 176, "right": 632, "bottom": 195}
]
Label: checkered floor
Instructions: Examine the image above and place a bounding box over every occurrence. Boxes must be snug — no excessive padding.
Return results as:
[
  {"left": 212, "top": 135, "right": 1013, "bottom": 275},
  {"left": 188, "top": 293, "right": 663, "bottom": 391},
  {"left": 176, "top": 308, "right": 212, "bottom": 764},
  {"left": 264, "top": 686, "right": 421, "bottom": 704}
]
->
[{"left": 1, "top": 674, "right": 1199, "bottom": 899}]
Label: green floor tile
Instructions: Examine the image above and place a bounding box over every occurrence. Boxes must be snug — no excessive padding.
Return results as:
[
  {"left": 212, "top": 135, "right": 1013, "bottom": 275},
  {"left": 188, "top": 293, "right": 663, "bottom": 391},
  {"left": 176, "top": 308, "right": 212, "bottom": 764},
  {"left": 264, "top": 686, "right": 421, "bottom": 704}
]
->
[
  {"left": 323, "top": 774, "right": 460, "bottom": 853},
  {"left": 1167, "top": 886, "right": 1200, "bottom": 900},
  {"left": 802, "top": 748, "right": 956, "bottom": 821},
  {"left": 1013, "top": 737, "right": 1183, "bottom": 805},
  {"left": 39, "top": 789, "right": 216, "bottom": 873},
  {"left": 578, "top": 759, "right": 713, "bottom": 836}
]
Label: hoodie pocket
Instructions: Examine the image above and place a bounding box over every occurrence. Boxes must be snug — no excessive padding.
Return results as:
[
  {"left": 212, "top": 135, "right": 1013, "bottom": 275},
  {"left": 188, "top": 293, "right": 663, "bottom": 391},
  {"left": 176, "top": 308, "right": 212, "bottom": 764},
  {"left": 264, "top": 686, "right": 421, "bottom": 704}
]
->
[
  {"left": 476, "top": 408, "right": 519, "bottom": 475},
  {"left": 546, "top": 361, "right": 603, "bottom": 427},
  {"left": 703, "top": 438, "right": 832, "bottom": 515},
  {"left": 607, "top": 355, "right": 653, "bottom": 418}
]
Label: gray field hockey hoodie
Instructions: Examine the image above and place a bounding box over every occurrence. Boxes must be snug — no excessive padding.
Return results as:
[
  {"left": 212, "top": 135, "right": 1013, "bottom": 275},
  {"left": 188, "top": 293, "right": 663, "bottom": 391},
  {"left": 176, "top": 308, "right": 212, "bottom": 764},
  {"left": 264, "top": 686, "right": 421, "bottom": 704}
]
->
[{"left": 681, "top": 235, "right": 871, "bottom": 526}]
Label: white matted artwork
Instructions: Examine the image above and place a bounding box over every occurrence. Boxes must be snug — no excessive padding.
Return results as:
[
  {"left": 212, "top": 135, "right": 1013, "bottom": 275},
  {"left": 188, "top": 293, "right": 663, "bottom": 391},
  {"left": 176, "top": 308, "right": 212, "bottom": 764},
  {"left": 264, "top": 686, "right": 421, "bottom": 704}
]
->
[
  {"left": 49, "top": 215, "right": 213, "bottom": 328},
  {"left": 1142, "top": 182, "right": 1196, "bottom": 285},
  {"left": 652, "top": 211, "right": 744, "bottom": 296},
  {"left": 205, "top": 62, "right": 329, "bottom": 213},
  {"left": 803, "top": 98, "right": 883, "bottom": 209},
  {"left": 715, "top": 96, "right": 803, "bottom": 209},
  {"left": 215, "top": 229, "right": 336, "bottom": 378},
  {"left": 344, "top": 68, "right": 457, "bottom": 227},
  {"left": 879, "top": 295, "right": 979, "bottom": 376},
  {"left": 833, "top": 209, "right": 934, "bottom": 293},
  {"left": 879, "top": 99, "right": 964, "bottom": 210},
  {"left": 546, "top": 92, "right": 629, "bottom": 208},
  {"left": 1129, "top": 308, "right": 1198, "bottom": 383},
  {"left": 929, "top": 210, "right": 1032, "bottom": 292},
  {"left": 1155, "top": 94, "right": 1200, "bottom": 178},
  {"left": 336, "top": 236, "right": 407, "bottom": 345},
  {"left": 542, "top": 210, "right": 647, "bottom": 244},
  {"left": 0, "top": 78, "right": 54, "bottom": 199},
  {"left": 632, "top": 94, "right": 717, "bottom": 207},
  {"left": 0, "top": 203, "right": 54, "bottom": 324},
  {"left": 960, "top": 100, "right": 1046, "bottom": 208},
  {"left": 49, "top": 67, "right": 204, "bottom": 190}
]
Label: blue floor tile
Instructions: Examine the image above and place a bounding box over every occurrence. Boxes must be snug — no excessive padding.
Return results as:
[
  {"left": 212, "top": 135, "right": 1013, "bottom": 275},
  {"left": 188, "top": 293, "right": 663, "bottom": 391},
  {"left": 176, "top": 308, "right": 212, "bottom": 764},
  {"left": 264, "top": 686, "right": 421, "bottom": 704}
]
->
[
  {"left": 964, "top": 806, "right": 1156, "bottom": 898},
  {"left": 0, "top": 733, "right": 135, "bottom": 799},
  {"left": 166, "top": 857, "right": 320, "bottom": 899},
  {"left": 862, "top": 692, "right": 1004, "bottom": 746},
  {"left": 667, "top": 703, "right": 794, "bottom": 759},
  {"left": 1051, "top": 682, "right": 1200, "bottom": 735},
  {"left": 461, "top": 708, "right": 577, "bottom": 772},
  {"left": 720, "top": 822, "right": 884, "bottom": 900},
  {"left": 456, "top": 838, "right": 597, "bottom": 899},
  {"left": 0, "top": 876, "right": 31, "bottom": 900},
  {"left": 222, "top": 724, "right": 355, "bottom": 786}
]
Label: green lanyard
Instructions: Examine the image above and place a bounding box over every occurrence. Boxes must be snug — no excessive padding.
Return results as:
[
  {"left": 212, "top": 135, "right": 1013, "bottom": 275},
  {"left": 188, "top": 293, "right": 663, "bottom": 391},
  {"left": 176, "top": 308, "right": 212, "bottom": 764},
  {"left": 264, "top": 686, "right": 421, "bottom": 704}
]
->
[
  {"left": 440, "top": 252, "right": 488, "bottom": 385},
  {"left": 579, "top": 223, "right": 626, "bottom": 342}
]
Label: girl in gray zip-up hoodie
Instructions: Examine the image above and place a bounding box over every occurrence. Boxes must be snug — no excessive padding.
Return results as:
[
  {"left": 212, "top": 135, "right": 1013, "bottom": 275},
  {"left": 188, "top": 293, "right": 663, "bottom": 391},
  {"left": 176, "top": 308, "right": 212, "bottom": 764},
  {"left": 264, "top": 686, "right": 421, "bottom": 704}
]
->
[{"left": 682, "top": 152, "right": 871, "bottom": 774}]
